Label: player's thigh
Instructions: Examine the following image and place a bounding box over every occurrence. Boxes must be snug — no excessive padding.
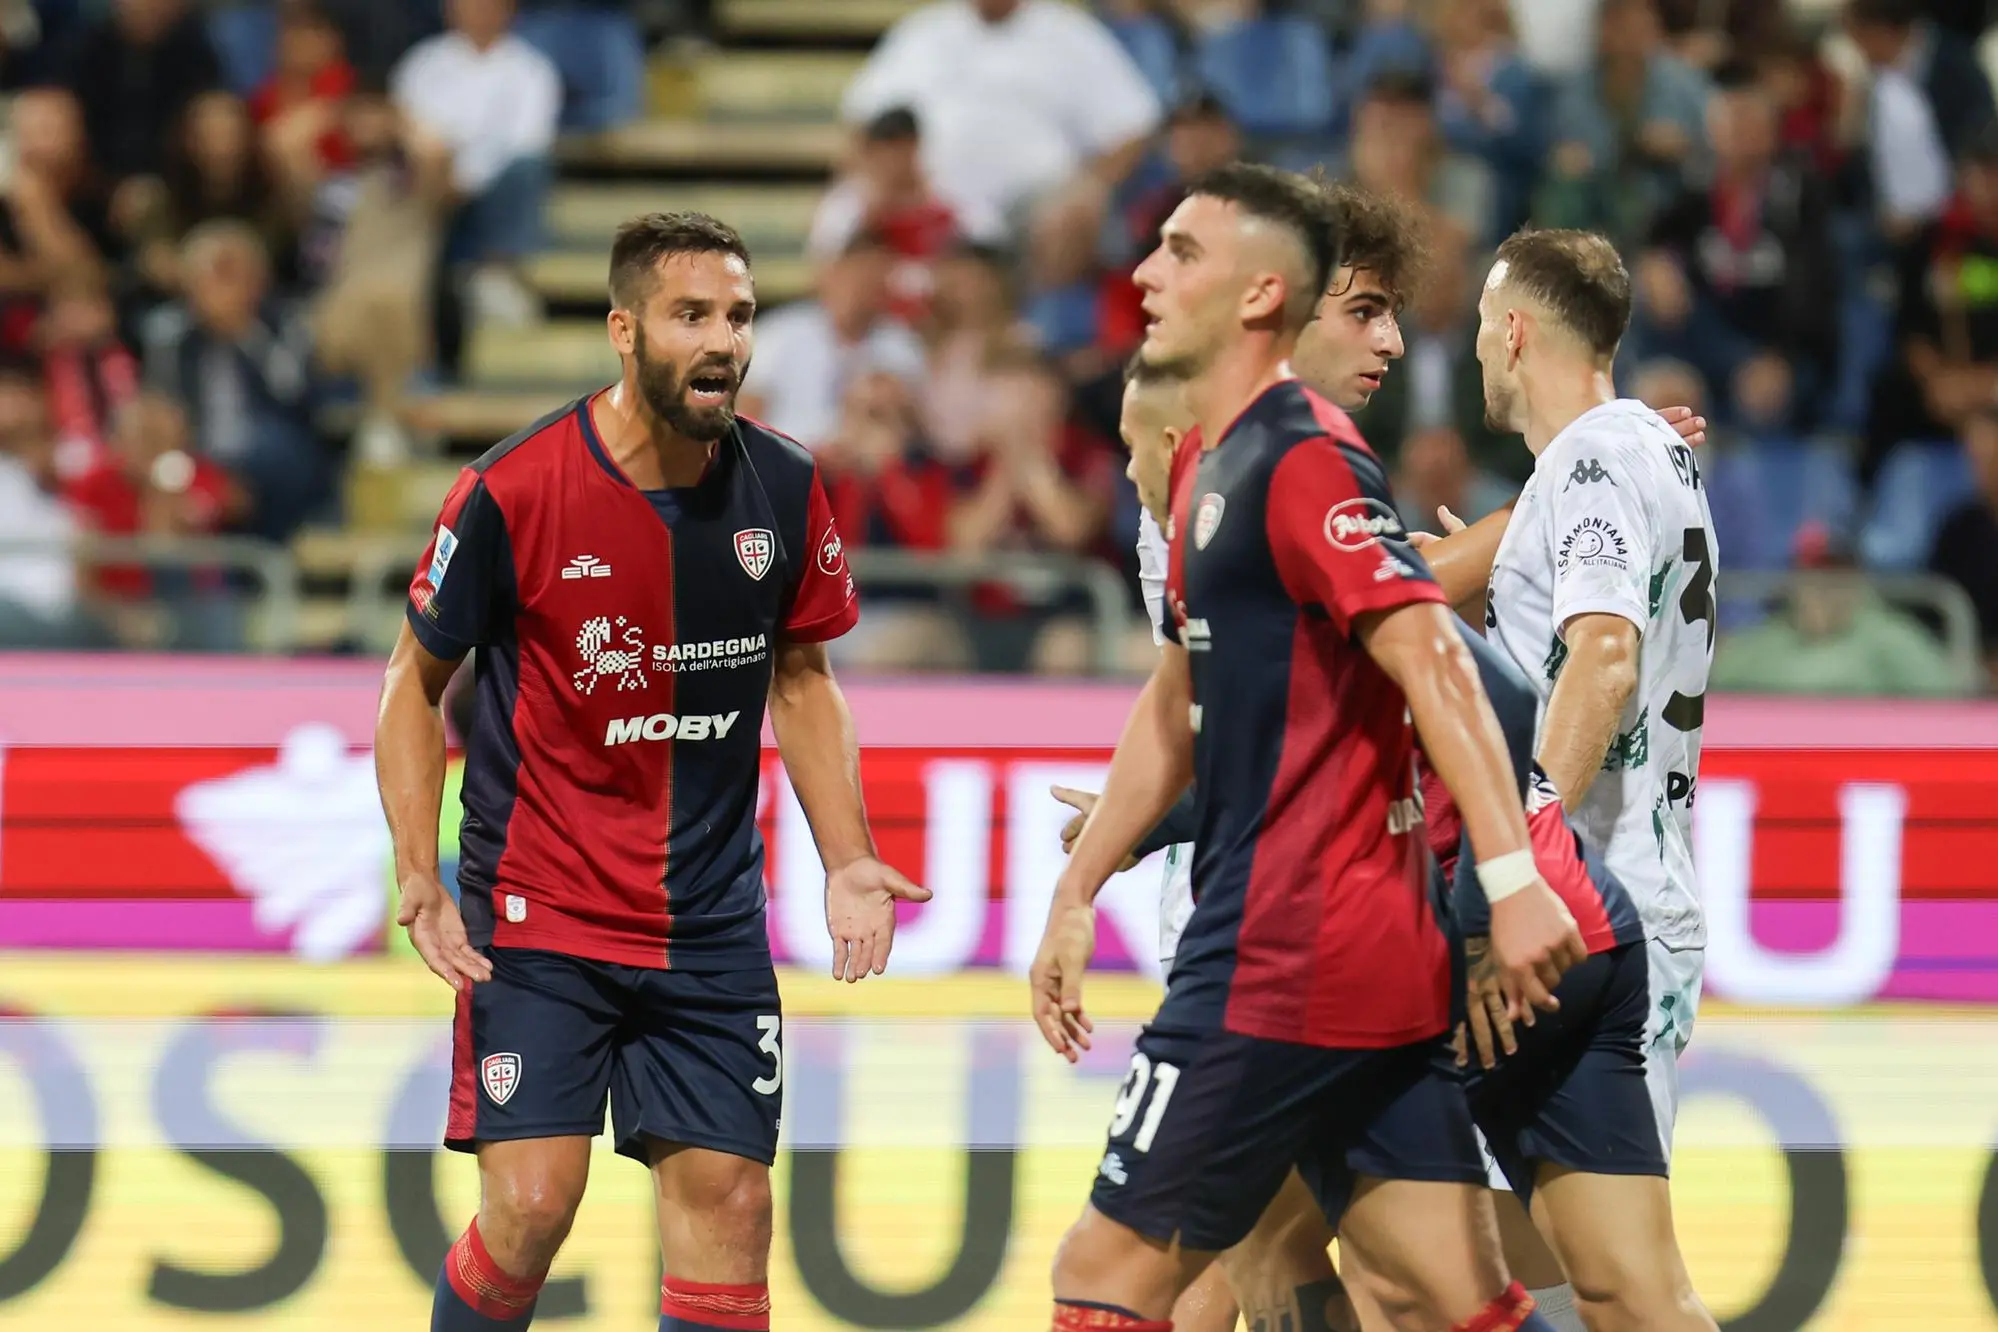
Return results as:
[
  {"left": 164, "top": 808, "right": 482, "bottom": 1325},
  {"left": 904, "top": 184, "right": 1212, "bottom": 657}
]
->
[
  {"left": 1217, "top": 1170, "right": 1362, "bottom": 1331},
  {"left": 1169, "top": 1261, "right": 1242, "bottom": 1332},
  {"left": 475, "top": 1135, "right": 595, "bottom": 1239},
  {"left": 609, "top": 965, "right": 784, "bottom": 1169},
  {"left": 1529, "top": 1166, "right": 1700, "bottom": 1310},
  {"left": 1087, "top": 1027, "right": 1333, "bottom": 1257},
  {"left": 448, "top": 946, "right": 622, "bottom": 1152},
  {"left": 1321, "top": 1042, "right": 1502, "bottom": 1329}
]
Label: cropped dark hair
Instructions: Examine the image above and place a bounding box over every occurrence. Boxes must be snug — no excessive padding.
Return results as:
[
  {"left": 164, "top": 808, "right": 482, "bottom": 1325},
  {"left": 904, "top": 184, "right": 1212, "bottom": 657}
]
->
[
  {"left": 1845, "top": 0, "right": 1920, "bottom": 29},
  {"left": 1493, "top": 228, "right": 1632, "bottom": 359},
  {"left": 608, "top": 212, "right": 752, "bottom": 310},
  {"left": 1184, "top": 162, "right": 1340, "bottom": 329},
  {"left": 1313, "top": 175, "right": 1428, "bottom": 307}
]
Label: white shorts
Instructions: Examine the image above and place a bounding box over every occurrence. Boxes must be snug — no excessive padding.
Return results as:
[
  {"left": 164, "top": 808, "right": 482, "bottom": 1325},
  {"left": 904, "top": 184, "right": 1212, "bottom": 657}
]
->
[
  {"left": 1157, "top": 841, "right": 1194, "bottom": 971},
  {"left": 1480, "top": 938, "right": 1705, "bottom": 1190}
]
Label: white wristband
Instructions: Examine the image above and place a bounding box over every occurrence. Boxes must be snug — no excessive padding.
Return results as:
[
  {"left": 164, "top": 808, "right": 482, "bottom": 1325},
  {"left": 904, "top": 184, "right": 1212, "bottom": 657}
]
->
[{"left": 1476, "top": 849, "right": 1538, "bottom": 904}]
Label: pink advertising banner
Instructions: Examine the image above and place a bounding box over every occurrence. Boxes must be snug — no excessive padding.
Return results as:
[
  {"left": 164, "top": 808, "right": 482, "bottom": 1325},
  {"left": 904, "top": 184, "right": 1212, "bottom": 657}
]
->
[{"left": 2, "top": 654, "right": 1997, "bottom": 1007}]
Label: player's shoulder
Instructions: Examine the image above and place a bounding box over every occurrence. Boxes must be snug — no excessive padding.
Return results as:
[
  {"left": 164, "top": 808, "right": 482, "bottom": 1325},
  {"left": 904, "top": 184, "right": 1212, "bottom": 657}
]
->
[
  {"left": 1252, "top": 381, "right": 1388, "bottom": 488},
  {"left": 734, "top": 414, "right": 817, "bottom": 479},
  {"left": 1545, "top": 400, "right": 1678, "bottom": 471},
  {"left": 462, "top": 396, "right": 591, "bottom": 499}
]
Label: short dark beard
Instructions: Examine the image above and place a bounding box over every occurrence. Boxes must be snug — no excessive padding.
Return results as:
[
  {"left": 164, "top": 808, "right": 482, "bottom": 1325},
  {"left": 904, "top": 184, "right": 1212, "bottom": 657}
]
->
[
  {"left": 633, "top": 325, "right": 740, "bottom": 443},
  {"left": 1134, "top": 342, "right": 1204, "bottom": 383}
]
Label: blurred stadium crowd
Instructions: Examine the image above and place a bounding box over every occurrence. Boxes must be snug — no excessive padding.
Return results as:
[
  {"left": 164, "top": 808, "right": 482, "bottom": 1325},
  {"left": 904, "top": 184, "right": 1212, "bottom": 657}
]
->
[{"left": 0, "top": 0, "right": 1992, "bottom": 695}]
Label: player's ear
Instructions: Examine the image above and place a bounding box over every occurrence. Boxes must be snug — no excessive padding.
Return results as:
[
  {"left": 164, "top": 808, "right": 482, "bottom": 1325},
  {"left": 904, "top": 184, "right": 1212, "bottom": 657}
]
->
[
  {"left": 607, "top": 306, "right": 637, "bottom": 357},
  {"left": 1239, "top": 270, "right": 1287, "bottom": 327},
  {"left": 1161, "top": 426, "right": 1183, "bottom": 454},
  {"left": 1504, "top": 308, "right": 1525, "bottom": 368}
]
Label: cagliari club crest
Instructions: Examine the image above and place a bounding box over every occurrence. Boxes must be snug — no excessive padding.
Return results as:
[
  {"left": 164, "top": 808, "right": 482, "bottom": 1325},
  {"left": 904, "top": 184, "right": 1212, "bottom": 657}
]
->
[
  {"left": 481, "top": 1052, "right": 521, "bottom": 1105},
  {"left": 734, "top": 528, "right": 775, "bottom": 581},
  {"left": 1194, "top": 493, "right": 1226, "bottom": 550}
]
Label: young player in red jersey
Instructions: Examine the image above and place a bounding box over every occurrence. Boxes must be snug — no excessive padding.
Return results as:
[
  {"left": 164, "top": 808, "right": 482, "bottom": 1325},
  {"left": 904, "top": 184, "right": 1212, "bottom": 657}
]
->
[
  {"left": 1029, "top": 163, "right": 1585, "bottom": 1332},
  {"left": 375, "top": 213, "right": 929, "bottom": 1332}
]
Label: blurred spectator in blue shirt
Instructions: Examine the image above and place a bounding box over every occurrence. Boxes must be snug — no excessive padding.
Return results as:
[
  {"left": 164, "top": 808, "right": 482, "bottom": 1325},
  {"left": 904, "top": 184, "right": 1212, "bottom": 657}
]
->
[
  {"left": 1930, "top": 406, "right": 1998, "bottom": 688},
  {"left": 1634, "top": 59, "right": 1839, "bottom": 434},
  {"left": 1538, "top": 0, "right": 1709, "bottom": 246},
  {"left": 1431, "top": 0, "right": 1549, "bottom": 241}
]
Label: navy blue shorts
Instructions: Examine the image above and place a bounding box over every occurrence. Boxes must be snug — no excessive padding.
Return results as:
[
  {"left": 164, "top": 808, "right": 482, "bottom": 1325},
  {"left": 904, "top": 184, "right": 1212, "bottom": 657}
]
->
[
  {"left": 1087, "top": 1026, "right": 1486, "bottom": 1253},
  {"left": 445, "top": 946, "right": 783, "bottom": 1166},
  {"left": 1465, "top": 940, "right": 1665, "bottom": 1204}
]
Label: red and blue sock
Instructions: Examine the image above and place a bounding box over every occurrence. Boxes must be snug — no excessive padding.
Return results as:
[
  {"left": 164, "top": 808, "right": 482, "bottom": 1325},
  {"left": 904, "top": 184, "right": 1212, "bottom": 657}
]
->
[
  {"left": 658, "top": 1275, "right": 771, "bottom": 1330},
  {"left": 432, "top": 1219, "right": 543, "bottom": 1330},
  {"left": 1052, "top": 1299, "right": 1172, "bottom": 1331},
  {"left": 1455, "top": 1281, "right": 1559, "bottom": 1332}
]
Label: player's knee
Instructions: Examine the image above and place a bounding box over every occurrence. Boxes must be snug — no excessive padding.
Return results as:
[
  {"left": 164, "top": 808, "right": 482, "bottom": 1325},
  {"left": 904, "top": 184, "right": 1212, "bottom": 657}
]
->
[
  {"left": 1347, "top": 1262, "right": 1426, "bottom": 1331},
  {"left": 1051, "top": 1209, "right": 1148, "bottom": 1296},
  {"left": 483, "top": 1169, "right": 584, "bottom": 1265},
  {"left": 709, "top": 1168, "right": 774, "bottom": 1248},
  {"left": 1566, "top": 1255, "right": 1699, "bottom": 1332}
]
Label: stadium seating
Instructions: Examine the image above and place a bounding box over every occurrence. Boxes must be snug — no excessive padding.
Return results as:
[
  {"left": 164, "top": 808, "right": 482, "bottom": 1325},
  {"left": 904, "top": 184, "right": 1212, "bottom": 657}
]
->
[
  {"left": 1192, "top": 17, "right": 1336, "bottom": 140},
  {"left": 512, "top": 6, "right": 648, "bottom": 133}
]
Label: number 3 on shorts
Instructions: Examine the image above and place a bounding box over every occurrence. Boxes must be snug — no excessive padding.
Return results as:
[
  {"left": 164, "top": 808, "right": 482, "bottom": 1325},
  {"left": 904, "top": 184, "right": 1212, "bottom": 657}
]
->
[
  {"left": 1108, "top": 1053, "right": 1180, "bottom": 1153},
  {"left": 752, "top": 1014, "right": 782, "bottom": 1095}
]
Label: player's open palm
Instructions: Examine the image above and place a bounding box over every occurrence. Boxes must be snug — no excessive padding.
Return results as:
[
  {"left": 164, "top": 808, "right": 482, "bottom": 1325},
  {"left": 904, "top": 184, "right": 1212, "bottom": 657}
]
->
[
  {"left": 1030, "top": 897, "right": 1097, "bottom": 1063},
  {"left": 1488, "top": 881, "right": 1585, "bottom": 1022},
  {"left": 397, "top": 871, "right": 492, "bottom": 991},
  {"left": 825, "top": 855, "right": 931, "bottom": 983}
]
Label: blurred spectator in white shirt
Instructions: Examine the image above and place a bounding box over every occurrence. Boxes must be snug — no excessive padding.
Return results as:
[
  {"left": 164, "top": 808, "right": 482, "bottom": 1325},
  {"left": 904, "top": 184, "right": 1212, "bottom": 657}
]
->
[
  {"left": 0, "top": 361, "right": 88, "bottom": 645},
  {"left": 739, "top": 231, "right": 927, "bottom": 450},
  {"left": 391, "top": 0, "right": 558, "bottom": 328},
  {"left": 841, "top": 0, "right": 1162, "bottom": 234},
  {"left": 809, "top": 106, "right": 1005, "bottom": 326}
]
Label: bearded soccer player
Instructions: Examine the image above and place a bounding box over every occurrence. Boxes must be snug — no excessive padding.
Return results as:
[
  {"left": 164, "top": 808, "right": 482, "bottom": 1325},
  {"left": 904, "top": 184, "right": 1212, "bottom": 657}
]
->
[
  {"left": 375, "top": 212, "right": 928, "bottom": 1332},
  {"left": 1395, "top": 229, "right": 1719, "bottom": 1332},
  {"left": 1029, "top": 162, "right": 1586, "bottom": 1332}
]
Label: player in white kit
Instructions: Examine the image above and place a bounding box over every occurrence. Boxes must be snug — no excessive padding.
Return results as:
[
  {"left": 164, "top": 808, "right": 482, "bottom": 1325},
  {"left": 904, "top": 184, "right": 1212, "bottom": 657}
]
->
[{"left": 1450, "top": 229, "right": 1718, "bottom": 1331}]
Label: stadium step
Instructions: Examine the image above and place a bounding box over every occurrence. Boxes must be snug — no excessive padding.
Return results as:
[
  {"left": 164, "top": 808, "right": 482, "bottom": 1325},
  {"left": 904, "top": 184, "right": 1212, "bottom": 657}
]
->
[
  {"left": 467, "top": 319, "right": 618, "bottom": 388},
  {"left": 548, "top": 182, "right": 824, "bottom": 251},
  {"left": 696, "top": 50, "right": 866, "bottom": 121},
  {"left": 559, "top": 119, "right": 844, "bottom": 175},
  {"left": 526, "top": 248, "right": 812, "bottom": 309},
  {"left": 717, "top": 0, "right": 922, "bottom": 41},
  {"left": 405, "top": 389, "right": 582, "bottom": 445}
]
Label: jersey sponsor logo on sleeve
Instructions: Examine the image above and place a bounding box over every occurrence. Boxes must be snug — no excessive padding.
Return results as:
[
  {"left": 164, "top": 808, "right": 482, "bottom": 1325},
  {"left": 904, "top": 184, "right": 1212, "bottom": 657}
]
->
[
  {"left": 427, "top": 526, "right": 459, "bottom": 591},
  {"left": 603, "top": 710, "right": 743, "bottom": 745},
  {"left": 480, "top": 1052, "right": 521, "bottom": 1106},
  {"left": 734, "top": 528, "right": 775, "bottom": 581},
  {"left": 561, "top": 554, "right": 611, "bottom": 579},
  {"left": 1558, "top": 515, "right": 1630, "bottom": 571},
  {"left": 1193, "top": 493, "right": 1225, "bottom": 549},
  {"left": 1323, "top": 496, "right": 1404, "bottom": 552},
  {"left": 817, "top": 528, "right": 846, "bottom": 577}
]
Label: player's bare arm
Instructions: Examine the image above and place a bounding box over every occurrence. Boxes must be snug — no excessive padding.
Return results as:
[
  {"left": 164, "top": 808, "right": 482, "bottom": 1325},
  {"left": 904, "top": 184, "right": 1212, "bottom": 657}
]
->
[
  {"left": 1534, "top": 613, "right": 1640, "bottom": 809},
  {"left": 767, "top": 637, "right": 930, "bottom": 983},
  {"left": 1356, "top": 601, "right": 1585, "bottom": 1017},
  {"left": 376, "top": 622, "right": 492, "bottom": 991},
  {"left": 1409, "top": 406, "right": 1706, "bottom": 612},
  {"left": 1032, "top": 644, "right": 1195, "bottom": 1062}
]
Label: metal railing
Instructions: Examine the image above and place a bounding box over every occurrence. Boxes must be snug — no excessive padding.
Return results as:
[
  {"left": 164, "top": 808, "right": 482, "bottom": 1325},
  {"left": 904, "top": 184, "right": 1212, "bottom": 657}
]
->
[
  {"left": 345, "top": 541, "right": 1136, "bottom": 671},
  {"left": 1718, "top": 570, "right": 1986, "bottom": 695},
  {"left": 0, "top": 534, "right": 301, "bottom": 652}
]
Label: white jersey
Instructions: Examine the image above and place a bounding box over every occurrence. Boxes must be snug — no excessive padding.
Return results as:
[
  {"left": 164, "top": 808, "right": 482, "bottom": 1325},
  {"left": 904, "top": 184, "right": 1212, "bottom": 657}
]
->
[
  {"left": 1486, "top": 399, "right": 1713, "bottom": 950},
  {"left": 1138, "top": 510, "right": 1196, "bottom": 965}
]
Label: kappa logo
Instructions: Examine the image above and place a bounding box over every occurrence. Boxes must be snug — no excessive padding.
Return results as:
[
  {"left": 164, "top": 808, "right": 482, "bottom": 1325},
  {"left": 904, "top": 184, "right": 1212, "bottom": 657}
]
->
[
  {"left": 481, "top": 1053, "right": 521, "bottom": 1106},
  {"left": 1098, "top": 1152, "right": 1128, "bottom": 1186},
  {"left": 562, "top": 554, "right": 611, "bottom": 579},
  {"left": 1193, "top": 493, "right": 1226, "bottom": 550},
  {"left": 573, "top": 616, "right": 650, "bottom": 694},
  {"left": 734, "top": 528, "right": 775, "bottom": 581},
  {"left": 1323, "top": 497, "right": 1404, "bottom": 552},
  {"left": 1564, "top": 458, "right": 1616, "bottom": 491}
]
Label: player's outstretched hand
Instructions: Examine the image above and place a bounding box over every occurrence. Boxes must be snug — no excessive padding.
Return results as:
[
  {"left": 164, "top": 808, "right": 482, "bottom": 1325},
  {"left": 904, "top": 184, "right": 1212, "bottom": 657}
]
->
[
  {"left": 1030, "top": 894, "right": 1097, "bottom": 1063},
  {"left": 824, "top": 855, "right": 932, "bottom": 983},
  {"left": 1657, "top": 404, "right": 1708, "bottom": 450},
  {"left": 1405, "top": 506, "right": 1467, "bottom": 551},
  {"left": 1487, "top": 881, "right": 1586, "bottom": 1023},
  {"left": 1050, "top": 785, "right": 1141, "bottom": 872},
  {"left": 397, "top": 871, "right": 492, "bottom": 991},
  {"left": 1459, "top": 936, "right": 1516, "bottom": 1070}
]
